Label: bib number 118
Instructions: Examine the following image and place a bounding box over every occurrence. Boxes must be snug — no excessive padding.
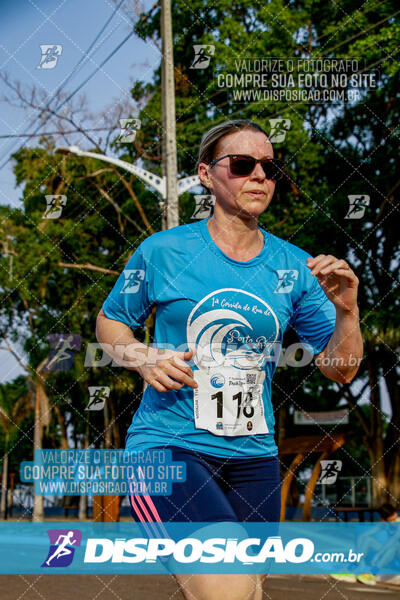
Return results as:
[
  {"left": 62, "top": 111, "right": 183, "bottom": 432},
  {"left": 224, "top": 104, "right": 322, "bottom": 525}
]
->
[{"left": 211, "top": 390, "right": 255, "bottom": 419}]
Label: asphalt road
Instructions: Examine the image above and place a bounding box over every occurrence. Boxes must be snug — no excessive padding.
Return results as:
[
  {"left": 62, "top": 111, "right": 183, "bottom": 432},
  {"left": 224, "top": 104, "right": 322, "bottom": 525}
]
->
[{"left": 1, "top": 574, "right": 399, "bottom": 599}]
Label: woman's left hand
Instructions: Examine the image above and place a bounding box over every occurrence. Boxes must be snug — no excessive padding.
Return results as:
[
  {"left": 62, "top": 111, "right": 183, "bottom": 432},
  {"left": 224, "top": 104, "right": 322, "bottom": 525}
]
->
[{"left": 307, "top": 254, "right": 359, "bottom": 313}]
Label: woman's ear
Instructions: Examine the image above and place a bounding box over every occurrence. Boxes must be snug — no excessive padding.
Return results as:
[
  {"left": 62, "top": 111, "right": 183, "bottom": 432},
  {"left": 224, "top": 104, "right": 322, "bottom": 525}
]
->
[{"left": 198, "top": 163, "right": 213, "bottom": 192}]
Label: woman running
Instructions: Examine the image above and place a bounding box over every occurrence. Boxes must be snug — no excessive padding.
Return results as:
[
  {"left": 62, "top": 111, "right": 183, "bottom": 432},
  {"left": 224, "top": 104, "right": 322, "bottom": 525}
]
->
[{"left": 96, "top": 119, "right": 363, "bottom": 600}]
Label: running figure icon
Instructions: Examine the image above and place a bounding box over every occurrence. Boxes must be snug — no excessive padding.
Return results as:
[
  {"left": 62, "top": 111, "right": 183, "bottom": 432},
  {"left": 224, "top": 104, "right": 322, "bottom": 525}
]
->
[
  {"left": 42, "top": 529, "right": 82, "bottom": 568},
  {"left": 46, "top": 531, "right": 77, "bottom": 566}
]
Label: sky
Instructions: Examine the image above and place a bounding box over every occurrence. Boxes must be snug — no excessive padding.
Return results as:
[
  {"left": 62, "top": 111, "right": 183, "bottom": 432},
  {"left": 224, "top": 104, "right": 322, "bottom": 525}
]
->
[
  {"left": 0, "top": 0, "right": 158, "bottom": 382},
  {"left": 0, "top": 0, "right": 158, "bottom": 208}
]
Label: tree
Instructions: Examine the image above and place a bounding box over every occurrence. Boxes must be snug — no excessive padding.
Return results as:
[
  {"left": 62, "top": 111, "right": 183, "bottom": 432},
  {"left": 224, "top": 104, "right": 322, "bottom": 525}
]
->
[{"left": 0, "top": 377, "right": 31, "bottom": 519}]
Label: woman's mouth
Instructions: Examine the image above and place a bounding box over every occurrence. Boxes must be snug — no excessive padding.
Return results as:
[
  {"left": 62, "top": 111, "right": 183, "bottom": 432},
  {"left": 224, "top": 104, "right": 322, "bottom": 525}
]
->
[{"left": 245, "top": 190, "right": 266, "bottom": 197}]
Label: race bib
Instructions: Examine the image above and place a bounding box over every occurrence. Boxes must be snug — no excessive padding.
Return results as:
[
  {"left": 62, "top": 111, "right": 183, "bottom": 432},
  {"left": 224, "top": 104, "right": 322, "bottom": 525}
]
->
[{"left": 193, "top": 366, "right": 268, "bottom": 436}]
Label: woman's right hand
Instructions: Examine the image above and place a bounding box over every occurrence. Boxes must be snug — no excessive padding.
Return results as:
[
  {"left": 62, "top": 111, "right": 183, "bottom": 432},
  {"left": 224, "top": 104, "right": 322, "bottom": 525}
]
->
[{"left": 135, "top": 347, "right": 198, "bottom": 393}]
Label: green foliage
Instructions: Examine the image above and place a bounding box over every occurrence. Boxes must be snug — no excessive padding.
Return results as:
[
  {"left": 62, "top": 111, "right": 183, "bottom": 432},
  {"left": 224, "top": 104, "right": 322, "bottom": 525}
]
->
[{"left": 0, "top": 377, "right": 33, "bottom": 481}]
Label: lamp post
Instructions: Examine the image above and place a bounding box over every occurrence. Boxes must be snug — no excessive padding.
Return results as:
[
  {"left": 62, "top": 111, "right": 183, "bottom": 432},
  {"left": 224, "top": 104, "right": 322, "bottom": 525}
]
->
[{"left": 56, "top": 145, "right": 200, "bottom": 230}]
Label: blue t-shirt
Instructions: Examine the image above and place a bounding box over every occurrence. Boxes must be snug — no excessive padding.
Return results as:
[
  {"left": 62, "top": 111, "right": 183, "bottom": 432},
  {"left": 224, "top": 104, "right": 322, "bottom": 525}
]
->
[{"left": 102, "top": 217, "right": 336, "bottom": 458}]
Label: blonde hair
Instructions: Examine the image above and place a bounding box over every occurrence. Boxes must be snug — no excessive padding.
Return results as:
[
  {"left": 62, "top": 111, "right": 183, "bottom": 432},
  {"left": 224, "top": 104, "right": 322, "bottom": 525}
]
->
[{"left": 196, "top": 119, "right": 269, "bottom": 192}]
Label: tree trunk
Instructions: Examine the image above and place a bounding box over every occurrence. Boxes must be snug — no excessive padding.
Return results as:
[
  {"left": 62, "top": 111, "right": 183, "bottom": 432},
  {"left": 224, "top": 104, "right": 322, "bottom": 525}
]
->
[
  {"left": 366, "top": 353, "right": 387, "bottom": 506},
  {"left": 7, "top": 487, "right": 13, "bottom": 517},
  {"left": 1, "top": 438, "right": 9, "bottom": 519},
  {"left": 104, "top": 400, "right": 112, "bottom": 449},
  {"left": 382, "top": 351, "right": 400, "bottom": 505},
  {"left": 79, "top": 432, "right": 89, "bottom": 520},
  {"left": 78, "top": 494, "right": 88, "bottom": 521},
  {"left": 277, "top": 405, "right": 289, "bottom": 446},
  {"left": 387, "top": 452, "right": 400, "bottom": 507},
  {"left": 32, "top": 382, "right": 44, "bottom": 522},
  {"left": 53, "top": 405, "right": 69, "bottom": 449},
  {"left": 110, "top": 398, "right": 120, "bottom": 448},
  {"left": 366, "top": 436, "right": 387, "bottom": 507}
]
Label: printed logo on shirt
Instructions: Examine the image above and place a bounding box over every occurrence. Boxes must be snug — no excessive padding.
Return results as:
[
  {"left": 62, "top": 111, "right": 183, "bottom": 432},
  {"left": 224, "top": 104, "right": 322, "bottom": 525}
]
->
[
  {"left": 121, "top": 269, "right": 145, "bottom": 294},
  {"left": 187, "top": 288, "right": 279, "bottom": 371}
]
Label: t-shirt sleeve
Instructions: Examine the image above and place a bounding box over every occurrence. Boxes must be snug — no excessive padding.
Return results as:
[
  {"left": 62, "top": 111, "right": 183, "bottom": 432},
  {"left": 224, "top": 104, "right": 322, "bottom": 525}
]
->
[
  {"left": 102, "top": 245, "right": 153, "bottom": 329},
  {"left": 288, "top": 276, "right": 336, "bottom": 355}
]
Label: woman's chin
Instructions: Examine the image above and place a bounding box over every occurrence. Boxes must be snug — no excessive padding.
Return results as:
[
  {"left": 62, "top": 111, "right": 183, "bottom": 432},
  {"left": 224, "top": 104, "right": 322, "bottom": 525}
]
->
[{"left": 236, "top": 201, "right": 269, "bottom": 218}]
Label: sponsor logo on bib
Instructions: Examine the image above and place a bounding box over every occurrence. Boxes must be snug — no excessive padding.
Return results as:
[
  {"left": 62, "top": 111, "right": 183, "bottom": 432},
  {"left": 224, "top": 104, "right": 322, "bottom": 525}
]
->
[{"left": 210, "top": 374, "right": 225, "bottom": 388}]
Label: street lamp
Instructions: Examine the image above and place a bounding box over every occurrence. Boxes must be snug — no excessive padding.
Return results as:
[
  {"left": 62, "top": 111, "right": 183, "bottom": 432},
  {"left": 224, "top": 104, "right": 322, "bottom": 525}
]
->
[{"left": 56, "top": 145, "right": 200, "bottom": 229}]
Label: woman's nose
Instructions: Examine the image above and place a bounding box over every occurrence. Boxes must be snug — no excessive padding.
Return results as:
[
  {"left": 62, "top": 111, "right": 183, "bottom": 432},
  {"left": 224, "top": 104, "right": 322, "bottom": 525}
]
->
[{"left": 250, "top": 161, "right": 266, "bottom": 180}]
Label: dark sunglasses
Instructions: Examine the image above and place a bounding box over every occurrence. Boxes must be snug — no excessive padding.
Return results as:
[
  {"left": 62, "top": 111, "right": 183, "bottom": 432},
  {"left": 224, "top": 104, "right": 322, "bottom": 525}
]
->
[{"left": 208, "top": 154, "right": 285, "bottom": 181}]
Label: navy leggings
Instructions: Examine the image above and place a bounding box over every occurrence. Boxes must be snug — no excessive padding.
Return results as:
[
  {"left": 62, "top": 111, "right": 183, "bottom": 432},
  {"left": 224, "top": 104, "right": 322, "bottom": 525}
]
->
[{"left": 128, "top": 446, "right": 281, "bottom": 523}]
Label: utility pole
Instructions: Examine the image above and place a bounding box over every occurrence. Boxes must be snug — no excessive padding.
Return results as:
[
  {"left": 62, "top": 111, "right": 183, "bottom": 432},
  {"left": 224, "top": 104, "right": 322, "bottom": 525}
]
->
[{"left": 161, "top": 0, "right": 179, "bottom": 229}]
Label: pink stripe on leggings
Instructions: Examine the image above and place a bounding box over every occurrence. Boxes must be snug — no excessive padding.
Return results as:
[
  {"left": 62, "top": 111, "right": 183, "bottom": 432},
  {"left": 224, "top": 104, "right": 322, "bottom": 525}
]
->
[
  {"left": 142, "top": 493, "right": 163, "bottom": 522},
  {"left": 130, "top": 494, "right": 146, "bottom": 522},
  {"left": 134, "top": 494, "right": 158, "bottom": 522},
  {"left": 128, "top": 470, "right": 163, "bottom": 522},
  {"left": 130, "top": 493, "right": 170, "bottom": 538}
]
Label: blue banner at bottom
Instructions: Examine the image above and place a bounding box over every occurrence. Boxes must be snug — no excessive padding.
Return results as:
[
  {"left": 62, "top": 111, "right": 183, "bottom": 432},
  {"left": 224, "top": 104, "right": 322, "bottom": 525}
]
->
[{"left": 0, "top": 522, "right": 399, "bottom": 574}]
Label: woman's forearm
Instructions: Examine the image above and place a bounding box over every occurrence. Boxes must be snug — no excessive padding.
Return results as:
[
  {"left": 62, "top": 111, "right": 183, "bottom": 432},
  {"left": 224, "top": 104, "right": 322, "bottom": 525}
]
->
[
  {"left": 95, "top": 308, "right": 147, "bottom": 369},
  {"left": 316, "top": 307, "right": 363, "bottom": 384},
  {"left": 96, "top": 309, "right": 197, "bottom": 390}
]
